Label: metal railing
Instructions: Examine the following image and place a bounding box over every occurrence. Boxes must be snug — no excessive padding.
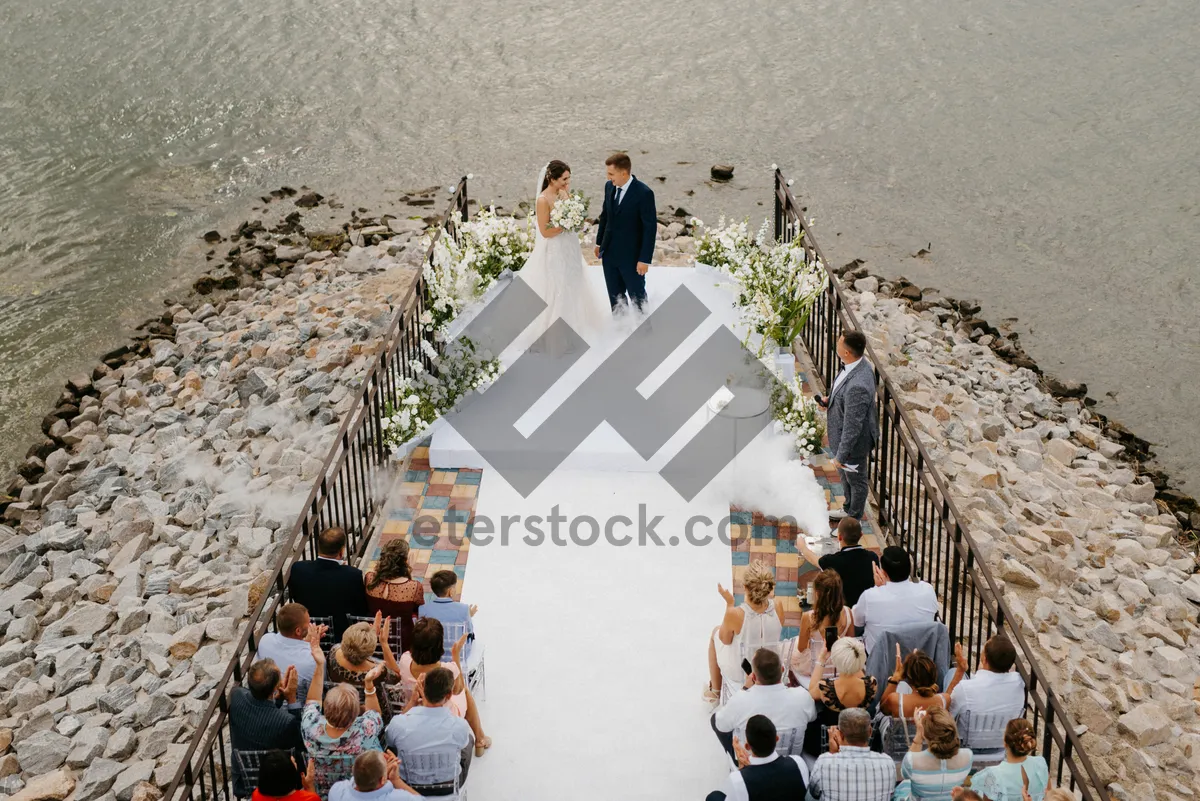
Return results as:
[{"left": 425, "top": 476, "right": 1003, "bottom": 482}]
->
[
  {"left": 775, "top": 169, "right": 1109, "bottom": 800},
  {"left": 164, "top": 177, "right": 470, "bottom": 801}
]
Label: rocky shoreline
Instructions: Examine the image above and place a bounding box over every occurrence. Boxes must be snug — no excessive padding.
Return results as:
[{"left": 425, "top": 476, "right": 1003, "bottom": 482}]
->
[
  {"left": 833, "top": 262, "right": 1200, "bottom": 798},
  {"left": 0, "top": 187, "right": 448, "bottom": 801}
]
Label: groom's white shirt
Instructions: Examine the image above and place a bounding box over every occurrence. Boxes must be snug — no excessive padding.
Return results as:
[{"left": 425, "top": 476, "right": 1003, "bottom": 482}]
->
[{"left": 613, "top": 174, "right": 633, "bottom": 204}]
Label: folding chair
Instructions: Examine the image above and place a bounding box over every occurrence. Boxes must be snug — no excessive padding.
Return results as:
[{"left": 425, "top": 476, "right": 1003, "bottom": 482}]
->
[
  {"left": 397, "top": 747, "right": 468, "bottom": 799},
  {"left": 311, "top": 753, "right": 357, "bottom": 798},
  {"left": 957, "top": 710, "right": 1012, "bottom": 770},
  {"left": 874, "top": 714, "right": 914, "bottom": 763},
  {"left": 440, "top": 620, "right": 486, "bottom": 700},
  {"left": 231, "top": 749, "right": 271, "bottom": 799},
  {"left": 720, "top": 638, "right": 796, "bottom": 705}
]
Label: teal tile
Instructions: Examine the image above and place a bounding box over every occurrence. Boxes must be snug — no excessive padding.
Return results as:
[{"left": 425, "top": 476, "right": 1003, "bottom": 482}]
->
[
  {"left": 429, "top": 550, "right": 458, "bottom": 564},
  {"left": 776, "top": 580, "right": 798, "bottom": 597},
  {"left": 752, "top": 525, "right": 776, "bottom": 540},
  {"left": 730, "top": 511, "right": 753, "bottom": 525},
  {"left": 405, "top": 469, "right": 430, "bottom": 482},
  {"left": 732, "top": 551, "right": 750, "bottom": 566},
  {"left": 421, "top": 496, "right": 449, "bottom": 510},
  {"left": 456, "top": 471, "right": 482, "bottom": 485},
  {"left": 777, "top": 539, "right": 798, "bottom": 555}
]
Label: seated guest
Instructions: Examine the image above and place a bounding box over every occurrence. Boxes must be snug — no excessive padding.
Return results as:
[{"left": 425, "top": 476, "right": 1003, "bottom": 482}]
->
[
  {"left": 398, "top": 617, "right": 491, "bottom": 757},
  {"left": 328, "top": 751, "right": 421, "bottom": 801},
  {"left": 713, "top": 647, "right": 816, "bottom": 761},
  {"left": 422, "top": 569, "right": 483, "bottom": 674},
  {"left": 364, "top": 539, "right": 424, "bottom": 650},
  {"left": 706, "top": 715, "right": 808, "bottom": 801},
  {"left": 968, "top": 719, "right": 1050, "bottom": 801},
  {"left": 796, "top": 518, "right": 880, "bottom": 607},
  {"left": 230, "top": 659, "right": 302, "bottom": 751},
  {"left": 790, "top": 570, "right": 854, "bottom": 683},
  {"left": 895, "top": 707, "right": 973, "bottom": 800},
  {"left": 852, "top": 546, "right": 938, "bottom": 654},
  {"left": 328, "top": 615, "right": 403, "bottom": 725},
  {"left": 805, "top": 637, "right": 874, "bottom": 755},
  {"left": 288, "top": 526, "right": 369, "bottom": 637},
  {"left": 809, "top": 708, "right": 896, "bottom": 801},
  {"left": 251, "top": 751, "right": 319, "bottom": 801},
  {"left": 386, "top": 667, "right": 474, "bottom": 786},
  {"left": 300, "top": 631, "right": 385, "bottom": 791},
  {"left": 705, "top": 562, "right": 785, "bottom": 705},
  {"left": 948, "top": 634, "right": 1025, "bottom": 724},
  {"left": 256, "top": 603, "right": 326, "bottom": 710},
  {"left": 230, "top": 660, "right": 302, "bottom": 799},
  {"left": 949, "top": 791, "right": 986, "bottom": 801},
  {"left": 881, "top": 645, "right": 965, "bottom": 719}
]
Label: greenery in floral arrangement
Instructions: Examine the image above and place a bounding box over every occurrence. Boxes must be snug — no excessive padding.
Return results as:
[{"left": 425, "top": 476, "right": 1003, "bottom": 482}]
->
[
  {"left": 770, "top": 373, "right": 826, "bottom": 460},
  {"left": 422, "top": 207, "right": 535, "bottom": 335},
  {"left": 734, "top": 239, "right": 828, "bottom": 355},
  {"left": 381, "top": 337, "right": 501, "bottom": 455}
]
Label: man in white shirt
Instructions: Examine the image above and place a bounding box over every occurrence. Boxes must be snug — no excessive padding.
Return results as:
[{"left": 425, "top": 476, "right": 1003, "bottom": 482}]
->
[
  {"left": 386, "top": 667, "right": 475, "bottom": 786},
  {"left": 707, "top": 715, "right": 808, "bottom": 801},
  {"left": 713, "top": 648, "right": 816, "bottom": 761},
  {"left": 329, "top": 751, "right": 421, "bottom": 801},
  {"left": 852, "top": 546, "right": 939, "bottom": 654},
  {"left": 949, "top": 634, "right": 1026, "bottom": 741},
  {"left": 254, "top": 602, "right": 325, "bottom": 710}
]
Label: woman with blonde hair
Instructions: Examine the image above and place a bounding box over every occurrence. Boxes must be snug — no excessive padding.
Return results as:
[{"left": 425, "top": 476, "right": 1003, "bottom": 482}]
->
[
  {"left": 894, "top": 706, "right": 973, "bottom": 800},
  {"left": 804, "top": 636, "right": 874, "bottom": 754},
  {"left": 790, "top": 569, "right": 854, "bottom": 684},
  {"left": 970, "top": 719, "right": 1050, "bottom": 801},
  {"left": 326, "top": 613, "right": 401, "bottom": 724},
  {"left": 298, "top": 629, "right": 385, "bottom": 795},
  {"left": 704, "top": 561, "right": 785, "bottom": 704}
]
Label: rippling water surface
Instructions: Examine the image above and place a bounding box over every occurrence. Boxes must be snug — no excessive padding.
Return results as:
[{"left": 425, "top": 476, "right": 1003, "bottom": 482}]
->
[{"left": 2, "top": 0, "right": 1198, "bottom": 487}]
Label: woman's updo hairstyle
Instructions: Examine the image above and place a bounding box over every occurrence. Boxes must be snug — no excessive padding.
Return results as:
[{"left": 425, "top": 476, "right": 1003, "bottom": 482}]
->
[
  {"left": 741, "top": 561, "right": 776, "bottom": 606},
  {"left": 1004, "top": 718, "right": 1037, "bottom": 757},
  {"left": 541, "top": 160, "right": 570, "bottom": 190}
]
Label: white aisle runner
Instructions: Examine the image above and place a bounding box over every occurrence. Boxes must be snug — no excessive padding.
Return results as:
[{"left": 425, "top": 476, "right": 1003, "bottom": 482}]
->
[{"left": 462, "top": 468, "right": 732, "bottom": 800}]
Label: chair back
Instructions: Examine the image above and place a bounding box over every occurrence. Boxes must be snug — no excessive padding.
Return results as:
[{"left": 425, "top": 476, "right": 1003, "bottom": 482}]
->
[
  {"left": 440, "top": 620, "right": 470, "bottom": 663},
  {"left": 719, "top": 638, "right": 797, "bottom": 705},
  {"left": 775, "top": 726, "right": 805, "bottom": 756},
  {"left": 231, "top": 749, "right": 270, "bottom": 799},
  {"left": 346, "top": 615, "right": 407, "bottom": 657},
  {"left": 308, "top": 616, "right": 337, "bottom": 652},
  {"left": 398, "top": 747, "right": 462, "bottom": 797},
  {"left": 311, "top": 752, "right": 358, "bottom": 798},
  {"left": 874, "top": 714, "right": 913, "bottom": 763},
  {"left": 866, "top": 622, "right": 951, "bottom": 703},
  {"left": 957, "top": 709, "right": 1011, "bottom": 769}
]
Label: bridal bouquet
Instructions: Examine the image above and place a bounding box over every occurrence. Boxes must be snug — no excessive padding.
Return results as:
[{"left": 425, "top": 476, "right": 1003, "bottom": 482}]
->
[
  {"left": 770, "top": 374, "right": 826, "bottom": 460},
  {"left": 550, "top": 192, "right": 589, "bottom": 232}
]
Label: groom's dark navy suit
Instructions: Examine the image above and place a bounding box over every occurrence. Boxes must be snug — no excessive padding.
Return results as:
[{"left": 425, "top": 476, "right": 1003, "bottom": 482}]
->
[{"left": 596, "top": 176, "right": 656, "bottom": 310}]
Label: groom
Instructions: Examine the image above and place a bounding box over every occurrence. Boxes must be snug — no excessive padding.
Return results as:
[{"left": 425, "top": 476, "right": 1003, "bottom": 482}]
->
[{"left": 594, "top": 152, "right": 656, "bottom": 312}]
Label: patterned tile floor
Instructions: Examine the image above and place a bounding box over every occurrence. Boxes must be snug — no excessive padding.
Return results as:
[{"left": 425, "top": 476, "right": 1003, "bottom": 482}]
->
[
  {"left": 367, "top": 442, "right": 480, "bottom": 604},
  {"left": 728, "top": 368, "right": 882, "bottom": 639}
]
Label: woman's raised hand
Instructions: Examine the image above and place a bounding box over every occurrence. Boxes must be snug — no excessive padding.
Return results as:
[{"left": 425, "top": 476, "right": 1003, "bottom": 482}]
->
[
  {"left": 892, "top": 643, "right": 904, "bottom": 680},
  {"left": 718, "top": 583, "right": 736, "bottom": 606},
  {"left": 305, "top": 625, "right": 326, "bottom": 664},
  {"left": 452, "top": 633, "right": 468, "bottom": 660}
]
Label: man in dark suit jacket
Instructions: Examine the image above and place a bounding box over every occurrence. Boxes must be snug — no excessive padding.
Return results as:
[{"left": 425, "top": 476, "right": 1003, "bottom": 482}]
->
[
  {"left": 593, "top": 151, "right": 656, "bottom": 312},
  {"left": 706, "top": 715, "right": 808, "bottom": 801},
  {"left": 814, "top": 331, "right": 878, "bottom": 522},
  {"left": 286, "top": 526, "right": 369, "bottom": 637}
]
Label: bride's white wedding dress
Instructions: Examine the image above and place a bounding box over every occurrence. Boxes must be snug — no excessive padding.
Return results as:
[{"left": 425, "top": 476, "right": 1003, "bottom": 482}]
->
[{"left": 515, "top": 189, "right": 610, "bottom": 357}]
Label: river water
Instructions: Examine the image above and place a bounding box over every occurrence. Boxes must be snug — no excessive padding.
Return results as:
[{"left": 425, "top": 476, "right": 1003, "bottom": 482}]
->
[{"left": 2, "top": 0, "right": 1198, "bottom": 489}]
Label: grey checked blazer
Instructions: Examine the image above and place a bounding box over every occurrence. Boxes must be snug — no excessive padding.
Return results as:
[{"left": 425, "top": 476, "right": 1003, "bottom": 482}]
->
[{"left": 826, "top": 360, "right": 879, "bottom": 463}]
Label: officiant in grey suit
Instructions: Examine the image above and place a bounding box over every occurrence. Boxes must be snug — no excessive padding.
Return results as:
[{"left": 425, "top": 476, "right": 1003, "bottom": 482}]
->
[{"left": 814, "top": 330, "right": 878, "bottom": 523}]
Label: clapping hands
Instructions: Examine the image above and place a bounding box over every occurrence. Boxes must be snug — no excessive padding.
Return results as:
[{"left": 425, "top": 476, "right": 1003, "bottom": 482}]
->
[
  {"left": 954, "top": 642, "right": 969, "bottom": 673},
  {"left": 872, "top": 562, "right": 889, "bottom": 587},
  {"left": 732, "top": 735, "right": 751, "bottom": 769},
  {"left": 305, "top": 623, "right": 327, "bottom": 665},
  {"left": 276, "top": 665, "right": 298, "bottom": 703}
]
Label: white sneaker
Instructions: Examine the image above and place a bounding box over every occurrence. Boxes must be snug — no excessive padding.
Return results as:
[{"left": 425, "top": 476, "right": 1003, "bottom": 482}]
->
[{"left": 828, "top": 509, "right": 850, "bottom": 520}]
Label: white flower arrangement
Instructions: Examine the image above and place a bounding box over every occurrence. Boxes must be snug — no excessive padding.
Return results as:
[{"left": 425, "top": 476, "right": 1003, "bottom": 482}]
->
[
  {"left": 381, "top": 337, "right": 501, "bottom": 454},
  {"left": 549, "top": 191, "right": 589, "bottom": 232},
  {"left": 694, "top": 218, "right": 828, "bottom": 357},
  {"left": 770, "top": 374, "right": 826, "bottom": 460},
  {"left": 421, "top": 206, "right": 535, "bottom": 335}
]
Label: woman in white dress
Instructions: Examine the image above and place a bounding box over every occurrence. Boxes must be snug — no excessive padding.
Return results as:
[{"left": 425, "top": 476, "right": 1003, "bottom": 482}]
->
[
  {"left": 704, "top": 561, "right": 785, "bottom": 704},
  {"left": 516, "top": 160, "right": 609, "bottom": 356}
]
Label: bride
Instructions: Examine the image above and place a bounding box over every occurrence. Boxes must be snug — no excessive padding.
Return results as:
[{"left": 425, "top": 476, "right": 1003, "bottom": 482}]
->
[{"left": 516, "top": 160, "right": 610, "bottom": 355}]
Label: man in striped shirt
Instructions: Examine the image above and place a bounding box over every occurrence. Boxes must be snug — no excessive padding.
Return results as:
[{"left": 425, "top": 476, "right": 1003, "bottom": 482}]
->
[{"left": 808, "top": 708, "right": 895, "bottom": 801}]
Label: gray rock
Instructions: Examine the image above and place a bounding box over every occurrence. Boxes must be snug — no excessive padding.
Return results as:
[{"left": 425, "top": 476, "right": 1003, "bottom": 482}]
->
[
  {"left": 77, "top": 759, "right": 127, "bottom": 801},
  {"left": 112, "top": 760, "right": 156, "bottom": 801},
  {"left": 1088, "top": 621, "right": 1125, "bottom": 653},
  {"left": 67, "top": 726, "right": 109, "bottom": 768},
  {"left": 14, "top": 729, "right": 72, "bottom": 774},
  {"left": 102, "top": 727, "right": 137, "bottom": 760},
  {"left": 43, "top": 601, "right": 116, "bottom": 639},
  {"left": 97, "top": 683, "right": 136, "bottom": 714},
  {"left": 1117, "top": 703, "right": 1172, "bottom": 746}
]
